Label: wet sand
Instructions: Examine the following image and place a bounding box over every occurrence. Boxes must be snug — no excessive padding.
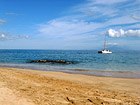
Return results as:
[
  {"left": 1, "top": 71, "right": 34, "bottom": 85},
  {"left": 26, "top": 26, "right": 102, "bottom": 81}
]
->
[{"left": 0, "top": 68, "right": 140, "bottom": 105}]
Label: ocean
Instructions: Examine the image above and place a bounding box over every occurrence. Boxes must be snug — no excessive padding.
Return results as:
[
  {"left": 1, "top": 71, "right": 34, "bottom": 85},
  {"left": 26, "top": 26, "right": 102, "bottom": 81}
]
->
[{"left": 0, "top": 49, "right": 140, "bottom": 78}]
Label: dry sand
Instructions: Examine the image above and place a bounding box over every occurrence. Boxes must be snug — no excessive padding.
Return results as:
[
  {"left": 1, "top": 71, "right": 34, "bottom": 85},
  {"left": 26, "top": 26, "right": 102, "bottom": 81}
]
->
[{"left": 0, "top": 68, "right": 140, "bottom": 105}]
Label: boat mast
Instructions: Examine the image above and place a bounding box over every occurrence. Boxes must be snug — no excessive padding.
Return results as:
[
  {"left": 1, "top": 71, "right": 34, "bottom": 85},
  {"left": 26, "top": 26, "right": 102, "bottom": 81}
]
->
[{"left": 104, "top": 34, "right": 106, "bottom": 50}]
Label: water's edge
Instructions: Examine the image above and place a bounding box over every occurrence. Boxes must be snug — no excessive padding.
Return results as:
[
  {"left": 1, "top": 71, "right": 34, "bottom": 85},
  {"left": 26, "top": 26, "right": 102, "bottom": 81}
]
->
[{"left": 1, "top": 65, "right": 140, "bottom": 79}]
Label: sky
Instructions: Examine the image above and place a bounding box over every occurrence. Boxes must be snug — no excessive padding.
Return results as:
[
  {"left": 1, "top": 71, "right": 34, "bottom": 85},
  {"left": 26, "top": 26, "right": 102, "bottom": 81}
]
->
[{"left": 0, "top": 0, "right": 140, "bottom": 50}]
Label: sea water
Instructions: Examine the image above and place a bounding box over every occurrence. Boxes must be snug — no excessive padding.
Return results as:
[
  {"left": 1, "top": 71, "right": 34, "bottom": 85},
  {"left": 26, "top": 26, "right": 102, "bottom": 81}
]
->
[{"left": 0, "top": 49, "right": 140, "bottom": 78}]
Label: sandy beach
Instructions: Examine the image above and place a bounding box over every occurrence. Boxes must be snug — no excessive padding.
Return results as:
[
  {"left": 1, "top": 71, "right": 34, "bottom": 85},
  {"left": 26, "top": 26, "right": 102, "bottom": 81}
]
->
[{"left": 0, "top": 68, "right": 140, "bottom": 105}]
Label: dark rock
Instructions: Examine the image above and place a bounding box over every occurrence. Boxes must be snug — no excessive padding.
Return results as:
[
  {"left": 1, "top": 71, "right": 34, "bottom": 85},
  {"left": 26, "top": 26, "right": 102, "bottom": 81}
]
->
[{"left": 28, "top": 59, "right": 74, "bottom": 64}]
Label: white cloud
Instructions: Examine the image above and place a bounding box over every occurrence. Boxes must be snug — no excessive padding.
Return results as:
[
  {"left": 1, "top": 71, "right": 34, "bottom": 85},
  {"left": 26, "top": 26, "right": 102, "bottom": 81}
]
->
[
  {"left": 107, "top": 42, "right": 118, "bottom": 45},
  {"left": 5, "top": 12, "right": 18, "bottom": 15},
  {"left": 73, "top": 1, "right": 117, "bottom": 18},
  {"left": 131, "top": 15, "right": 140, "bottom": 21},
  {"left": 125, "top": 24, "right": 140, "bottom": 29},
  {"left": 107, "top": 29, "right": 140, "bottom": 37},
  {"left": 39, "top": 20, "right": 101, "bottom": 39},
  {"left": 106, "top": 15, "right": 137, "bottom": 26},
  {"left": 73, "top": 0, "right": 138, "bottom": 19},
  {"left": 0, "top": 32, "right": 29, "bottom": 40},
  {"left": 92, "top": 0, "right": 128, "bottom": 4},
  {"left": 0, "top": 19, "right": 8, "bottom": 25}
]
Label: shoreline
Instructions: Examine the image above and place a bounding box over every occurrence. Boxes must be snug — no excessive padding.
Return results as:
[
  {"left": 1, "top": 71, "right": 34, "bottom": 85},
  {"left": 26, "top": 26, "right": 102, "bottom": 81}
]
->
[
  {"left": 1, "top": 64, "right": 140, "bottom": 78},
  {"left": 64, "top": 69, "right": 140, "bottom": 79},
  {"left": 0, "top": 67, "right": 140, "bottom": 105}
]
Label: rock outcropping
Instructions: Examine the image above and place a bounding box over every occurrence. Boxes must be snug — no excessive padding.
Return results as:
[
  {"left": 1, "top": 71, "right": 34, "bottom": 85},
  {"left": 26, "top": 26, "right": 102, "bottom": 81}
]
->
[{"left": 28, "top": 60, "right": 74, "bottom": 64}]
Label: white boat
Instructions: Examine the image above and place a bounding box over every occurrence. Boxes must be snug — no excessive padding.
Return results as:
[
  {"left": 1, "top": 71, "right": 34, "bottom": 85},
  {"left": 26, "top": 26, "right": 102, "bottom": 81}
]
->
[{"left": 98, "top": 35, "right": 112, "bottom": 54}]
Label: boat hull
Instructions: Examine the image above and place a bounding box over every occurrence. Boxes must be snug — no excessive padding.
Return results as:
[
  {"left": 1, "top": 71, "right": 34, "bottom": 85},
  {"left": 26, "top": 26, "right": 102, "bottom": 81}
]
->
[
  {"left": 98, "top": 50, "right": 112, "bottom": 54},
  {"left": 98, "top": 51, "right": 102, "bottom": 53}
]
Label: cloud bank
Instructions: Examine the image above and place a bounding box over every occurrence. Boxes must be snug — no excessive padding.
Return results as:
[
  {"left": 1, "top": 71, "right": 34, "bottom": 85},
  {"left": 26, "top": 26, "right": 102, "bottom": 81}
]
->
[
  {"left": 36, "top": 0, "right": 140, "bottom": 50},
  {"left": 39, "top": 20, "right": 100, "bottom": 40},
  {"left": 38, "top": 0, "right": 140, "bottom": 40},
  {"left": 107, "top": 29, "right": 140, "bottom": 37}
]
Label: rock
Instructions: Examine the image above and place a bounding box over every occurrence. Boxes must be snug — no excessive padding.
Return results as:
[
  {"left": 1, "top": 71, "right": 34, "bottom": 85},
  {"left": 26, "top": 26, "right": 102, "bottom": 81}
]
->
[
  {"left": 40, "top": 60, "right": 46, "bottom": 62},
  {"left": 28, "top": 59, "right": 74, "bottom": 64}
]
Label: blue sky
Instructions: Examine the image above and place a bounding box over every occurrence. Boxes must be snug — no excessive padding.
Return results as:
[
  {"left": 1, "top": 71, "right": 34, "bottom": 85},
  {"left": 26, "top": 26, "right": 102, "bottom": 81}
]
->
[{"left": 0, "top": 0, "right": 140, "bottom": 50}]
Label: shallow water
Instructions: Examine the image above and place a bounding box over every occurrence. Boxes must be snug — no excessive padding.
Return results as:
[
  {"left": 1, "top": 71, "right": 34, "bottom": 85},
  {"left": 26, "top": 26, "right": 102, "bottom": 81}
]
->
[{"left": 0, "top": 49, "right": 140, "bottom": 78}]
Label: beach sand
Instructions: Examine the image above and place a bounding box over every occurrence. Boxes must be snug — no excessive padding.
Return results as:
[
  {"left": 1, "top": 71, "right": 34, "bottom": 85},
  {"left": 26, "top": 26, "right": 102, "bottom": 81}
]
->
[{"left": 0, "top": 68, "right": 139, "bottom": 105}]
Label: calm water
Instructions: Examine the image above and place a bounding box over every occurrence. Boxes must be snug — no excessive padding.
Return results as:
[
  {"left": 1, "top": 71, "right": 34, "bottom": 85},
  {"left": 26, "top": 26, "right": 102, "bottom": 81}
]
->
[{"left": 0, "top": 50, "right": 140, "bottom": 78}]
